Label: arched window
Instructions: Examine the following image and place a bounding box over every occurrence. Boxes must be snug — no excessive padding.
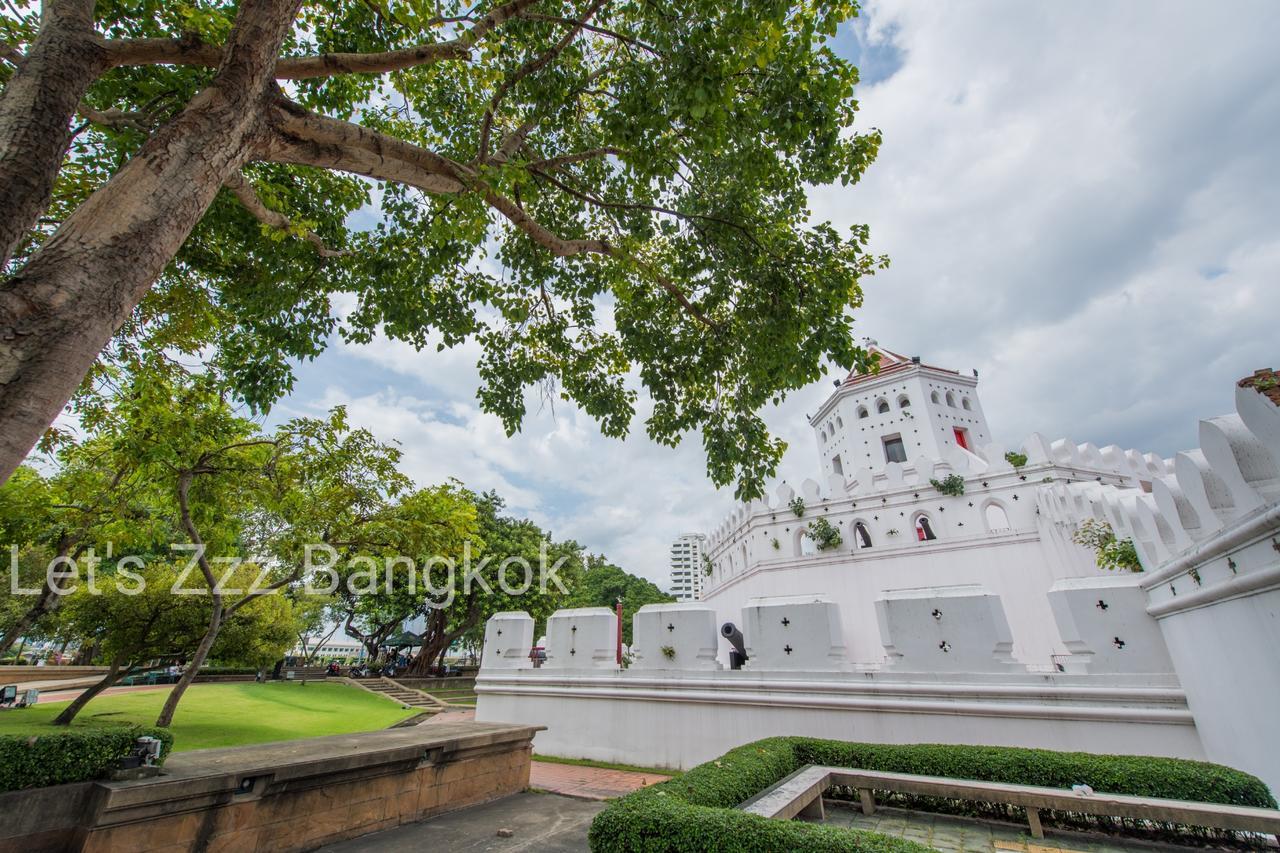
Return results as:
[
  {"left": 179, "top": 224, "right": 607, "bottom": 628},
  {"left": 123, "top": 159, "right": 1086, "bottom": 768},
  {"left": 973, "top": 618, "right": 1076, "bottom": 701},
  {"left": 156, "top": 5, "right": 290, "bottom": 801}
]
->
[
  {"left": 857, "top": 405, "right": 869, "bottom": 419},
  {"left": 984, "top": 502, "right": 1011, "bottom": 532},
  {"left": 876, "top": 398, "right": 890, "bottom": 414},
  {"left": 898, "top": 395, "right": 911, "bottom": 409},
  {"left": 930, "top": 391, "right": 940, "bottom": 404},
  {"left": 853, "top": 522, "right": 872, "bottom": 549},
  {"left": 962, "top": 398, "right": 972, "bottom": 411},
  {"left": 945, "top": 391, "right": 956, "bottom": 407},
  {"left": 835, "top": 417, "right": 843, "bottom": 429},
  {"left": 796, "top": 529, "right": 817, "bottom": 556},
  {"left": 915, "top": 515, "right": 937, "bottom": 541}
]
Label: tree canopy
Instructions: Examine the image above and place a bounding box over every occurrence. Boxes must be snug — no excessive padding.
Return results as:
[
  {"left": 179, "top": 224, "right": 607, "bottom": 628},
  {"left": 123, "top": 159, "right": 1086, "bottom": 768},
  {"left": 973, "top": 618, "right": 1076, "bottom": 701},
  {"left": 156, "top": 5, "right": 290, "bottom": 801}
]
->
[
  {"left": 0, "top": 0, "right": 882, "bottom": 498},
  {"left": 568, "top": 554, "right": 672, "bottom": 644}
]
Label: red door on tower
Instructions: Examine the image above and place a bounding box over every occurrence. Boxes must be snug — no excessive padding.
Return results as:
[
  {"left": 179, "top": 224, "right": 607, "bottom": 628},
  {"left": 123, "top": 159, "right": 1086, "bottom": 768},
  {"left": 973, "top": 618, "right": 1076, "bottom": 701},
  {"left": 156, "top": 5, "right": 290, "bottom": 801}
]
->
[{"left": 953, "top": 428, "right": 969, "bottom": 450}]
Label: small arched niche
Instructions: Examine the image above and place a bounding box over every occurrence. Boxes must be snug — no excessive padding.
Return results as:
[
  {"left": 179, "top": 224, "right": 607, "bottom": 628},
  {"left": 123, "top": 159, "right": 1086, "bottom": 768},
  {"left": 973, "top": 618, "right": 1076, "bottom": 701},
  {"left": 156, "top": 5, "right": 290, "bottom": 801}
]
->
[
  {"left": 857, "top": 405, "right": 869, "bottom": 419},
  {"left": 853, "top": 521, "right": 873, "bottom": 549},
  {"left": 962, "top": 398, "right": 972, "bottom": 411},
  {"left": 945, "top": 391, "right": 956, "bottom": 408},
  {"left": 876, "top": 398, "right": 890, "bottom": 414},
  {"left": 897, "top": 395, "right": 911, "bottom": 409},
  {"left": 930, "top": 391, "right": 940, "bottom": 404},
  {"left": 914, "top": 514, "right": 938, "bottom": 542},
  {"left": 984, "top": 501, "right": 1012, "bottom": 532}
]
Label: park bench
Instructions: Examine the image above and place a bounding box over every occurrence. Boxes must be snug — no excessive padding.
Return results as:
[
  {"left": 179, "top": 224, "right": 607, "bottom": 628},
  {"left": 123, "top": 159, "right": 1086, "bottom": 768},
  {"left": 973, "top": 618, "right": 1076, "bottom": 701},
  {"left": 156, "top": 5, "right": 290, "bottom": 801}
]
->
[{"left": 740, "top": 765, "right": 1280, "bottom": 842}]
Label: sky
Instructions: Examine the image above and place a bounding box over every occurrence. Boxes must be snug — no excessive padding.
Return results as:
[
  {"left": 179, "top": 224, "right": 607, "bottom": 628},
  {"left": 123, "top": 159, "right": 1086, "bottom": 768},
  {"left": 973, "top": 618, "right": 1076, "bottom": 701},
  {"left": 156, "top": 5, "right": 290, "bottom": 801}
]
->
[{"left": 272, "top": 1, "right": 1280, "bottom": 587}]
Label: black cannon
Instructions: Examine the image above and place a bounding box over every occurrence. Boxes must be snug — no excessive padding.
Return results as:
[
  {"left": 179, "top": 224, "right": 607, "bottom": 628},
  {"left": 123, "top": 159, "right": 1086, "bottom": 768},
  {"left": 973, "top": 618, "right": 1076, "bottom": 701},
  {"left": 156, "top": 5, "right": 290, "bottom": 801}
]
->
[{"left": 720, "top": 622, "right": 749, "bottom": 670}]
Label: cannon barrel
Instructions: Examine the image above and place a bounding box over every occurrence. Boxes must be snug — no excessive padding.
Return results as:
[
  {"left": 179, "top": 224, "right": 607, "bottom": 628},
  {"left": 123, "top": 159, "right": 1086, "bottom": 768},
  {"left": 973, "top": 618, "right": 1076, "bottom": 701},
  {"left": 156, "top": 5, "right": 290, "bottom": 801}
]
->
[{"left": 720, "top": 622, "right": 748, "bottom": 669}]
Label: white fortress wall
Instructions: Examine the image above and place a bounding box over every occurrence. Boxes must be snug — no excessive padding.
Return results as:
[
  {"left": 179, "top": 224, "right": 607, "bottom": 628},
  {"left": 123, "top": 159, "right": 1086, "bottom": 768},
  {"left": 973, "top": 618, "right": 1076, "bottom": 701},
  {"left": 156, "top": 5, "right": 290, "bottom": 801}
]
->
[{"left": 476, "top": 354, "right": 1279, "bottom": 787}]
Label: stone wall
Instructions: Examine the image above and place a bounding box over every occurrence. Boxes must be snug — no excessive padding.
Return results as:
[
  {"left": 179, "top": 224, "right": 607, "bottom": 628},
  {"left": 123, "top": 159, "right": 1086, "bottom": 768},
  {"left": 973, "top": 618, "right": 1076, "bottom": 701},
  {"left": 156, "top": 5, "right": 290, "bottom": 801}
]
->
[{"left": 0, "top": 721, "right": 539, "bottom": 853}]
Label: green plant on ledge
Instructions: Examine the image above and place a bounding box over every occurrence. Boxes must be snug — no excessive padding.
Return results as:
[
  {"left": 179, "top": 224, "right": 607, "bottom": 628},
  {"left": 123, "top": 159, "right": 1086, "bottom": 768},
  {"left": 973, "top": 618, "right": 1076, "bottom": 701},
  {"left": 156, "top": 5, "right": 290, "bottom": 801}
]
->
[
  {"left": 1072, "top": 518, "right": 1142, "bottom": 572},
  {"left": 1004, "top": 451, "right": 1028, "bottom": 468},
  {"left": 660, "top": 645, "right": 676, "bottom": 660},
  {"left": 788, "top": 495, "right": 806, "bottom": 517},
  {"left": 702, "top": 554, "right": 713, "bottom": 576},
  {"left": 771, "top": 537, "right": 780, "bottom": 550},
  {"left": 808, "top": 517, "right": 842, "bottom": 551},
  {"left": 930, "top": 473, "right": 965, "bottom": 496}
]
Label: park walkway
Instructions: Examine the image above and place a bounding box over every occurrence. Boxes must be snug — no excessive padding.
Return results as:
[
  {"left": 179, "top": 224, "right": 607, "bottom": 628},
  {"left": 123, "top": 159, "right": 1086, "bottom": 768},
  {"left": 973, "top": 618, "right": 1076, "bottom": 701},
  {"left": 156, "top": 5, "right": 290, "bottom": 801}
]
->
[{"left": 419, "top": 706, "right": 672, "bottom": 800}]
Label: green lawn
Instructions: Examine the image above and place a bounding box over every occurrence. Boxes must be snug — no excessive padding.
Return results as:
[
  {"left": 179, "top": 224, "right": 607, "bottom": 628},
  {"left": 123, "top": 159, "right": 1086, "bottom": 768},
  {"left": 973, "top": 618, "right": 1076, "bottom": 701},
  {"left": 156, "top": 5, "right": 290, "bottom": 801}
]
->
[{"left": 0, "top": 682, "right": 417, "bottom": 751}]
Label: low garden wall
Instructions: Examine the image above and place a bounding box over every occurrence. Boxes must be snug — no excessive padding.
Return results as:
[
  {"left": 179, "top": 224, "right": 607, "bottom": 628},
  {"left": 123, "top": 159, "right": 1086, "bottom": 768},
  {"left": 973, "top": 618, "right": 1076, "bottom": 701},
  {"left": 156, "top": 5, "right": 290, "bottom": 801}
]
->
[
  {"left": 0, "top": 665, "right": 110, "bottom": 683},
  {"left": 0, "top": 721, "right": 540, "bottom": 853}
]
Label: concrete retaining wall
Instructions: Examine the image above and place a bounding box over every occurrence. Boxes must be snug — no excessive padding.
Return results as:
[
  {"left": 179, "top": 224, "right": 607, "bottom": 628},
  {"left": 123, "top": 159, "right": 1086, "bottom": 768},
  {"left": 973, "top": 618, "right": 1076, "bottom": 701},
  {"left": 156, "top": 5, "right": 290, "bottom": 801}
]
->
[{"left": 0, "top": 721, "right": 540, "bottom": 853}]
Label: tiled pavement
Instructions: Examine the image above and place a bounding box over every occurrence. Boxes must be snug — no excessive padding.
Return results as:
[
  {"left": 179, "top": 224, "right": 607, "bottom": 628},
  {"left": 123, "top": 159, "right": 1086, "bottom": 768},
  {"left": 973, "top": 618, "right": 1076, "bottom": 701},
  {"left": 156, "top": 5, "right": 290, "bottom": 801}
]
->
[
  {"left": 529, "top": 760, "right": 671, "bottom": 800},
  {"left": 825, "top": 802, "right": 1201, "bottom": 853}
]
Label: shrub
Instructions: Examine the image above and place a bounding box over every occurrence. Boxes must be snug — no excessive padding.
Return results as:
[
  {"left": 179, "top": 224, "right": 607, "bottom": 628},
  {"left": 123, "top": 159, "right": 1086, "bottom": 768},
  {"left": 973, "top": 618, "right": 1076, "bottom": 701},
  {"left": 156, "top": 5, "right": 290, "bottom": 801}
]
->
[
  {"left": 1004, "top": 451, "right": 1028, "bottom": 468},
  {"left": 808, "top": 517, "right": 842, "bottom": 551},
  {"left": 1071, "top": 518, "right": 1142, "bottom": 572},
  {"left": 929, "top": 474, "right": 965, "bottom": 496},
  {"left": 589, "top": 739, "right": 932, "bottom": 852},
  {"left": 588, "top": 737, "right": 1275, "bottom": 852},
  {"left": 788, "top": 496, "right": 806, "bottom": 517},
  {"left": 0, "top": 726, "right": 175, "bottom": 792},
  {"left": 790, "top": 739, "right": 1274, "bottom": 808}
]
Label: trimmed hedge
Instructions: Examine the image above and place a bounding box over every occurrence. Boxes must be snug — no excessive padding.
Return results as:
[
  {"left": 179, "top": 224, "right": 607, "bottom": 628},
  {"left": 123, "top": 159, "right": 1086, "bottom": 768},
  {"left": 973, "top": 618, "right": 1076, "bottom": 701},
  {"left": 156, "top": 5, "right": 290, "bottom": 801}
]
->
[
  {"left": 0, "top": 726, "right": 175, "bottom": 792},
  {"left": 588, "top": 738, "right": 1276, "bottom": 852},
  {"left": 589, "top": 739, "right": 931, "bottom": 852},
  {"left": 793, "top": 739, "right": 1275, "bottom": 809}
]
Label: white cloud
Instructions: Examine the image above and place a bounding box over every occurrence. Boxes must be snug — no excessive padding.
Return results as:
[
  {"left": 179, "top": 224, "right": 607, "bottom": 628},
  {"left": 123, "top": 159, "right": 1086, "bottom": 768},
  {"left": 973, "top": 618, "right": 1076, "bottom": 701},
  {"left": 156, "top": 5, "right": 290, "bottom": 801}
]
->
[{"left": 283, "top": 1, "right": 1279, "bottom": 584}]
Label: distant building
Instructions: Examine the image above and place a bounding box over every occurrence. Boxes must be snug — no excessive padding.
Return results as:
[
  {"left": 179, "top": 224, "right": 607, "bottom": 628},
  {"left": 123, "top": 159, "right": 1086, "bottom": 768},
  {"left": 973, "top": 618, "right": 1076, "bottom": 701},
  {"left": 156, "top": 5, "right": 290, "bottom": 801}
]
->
[
  {"left": 289, "top": 637, "right": 367, "bottom": 661},
  {"left": 669, "top": 533, "right": 709, "bottom": 601}
]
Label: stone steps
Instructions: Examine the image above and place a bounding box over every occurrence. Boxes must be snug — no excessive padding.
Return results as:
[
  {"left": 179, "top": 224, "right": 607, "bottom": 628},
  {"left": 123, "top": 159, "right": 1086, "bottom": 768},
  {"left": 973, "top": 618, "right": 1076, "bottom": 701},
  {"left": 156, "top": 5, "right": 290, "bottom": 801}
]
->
[{"left": 356, "top": 678, "right": 442, "bottom": 709}]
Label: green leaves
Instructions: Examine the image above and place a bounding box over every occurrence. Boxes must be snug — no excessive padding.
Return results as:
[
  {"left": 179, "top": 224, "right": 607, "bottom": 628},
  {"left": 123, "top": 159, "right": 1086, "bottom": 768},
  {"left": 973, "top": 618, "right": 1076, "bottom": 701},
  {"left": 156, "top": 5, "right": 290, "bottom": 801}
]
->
[{"left": 33, "top": 0, "right": 885, "bottom": 501}]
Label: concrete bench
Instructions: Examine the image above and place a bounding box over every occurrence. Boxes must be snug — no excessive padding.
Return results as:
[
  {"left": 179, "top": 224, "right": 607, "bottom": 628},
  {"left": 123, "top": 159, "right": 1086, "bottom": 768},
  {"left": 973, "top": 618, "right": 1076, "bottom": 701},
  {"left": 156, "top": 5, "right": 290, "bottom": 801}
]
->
[{"left": 740, "top": 765, "right": 1280, "bottom": 842}]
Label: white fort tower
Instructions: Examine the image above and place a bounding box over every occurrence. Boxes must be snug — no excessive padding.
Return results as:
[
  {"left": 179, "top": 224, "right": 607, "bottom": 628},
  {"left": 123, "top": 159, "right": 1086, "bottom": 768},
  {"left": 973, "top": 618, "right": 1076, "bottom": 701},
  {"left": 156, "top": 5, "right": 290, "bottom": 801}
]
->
[
  {"left": 811, "top": 346, "right": 992, "bottom": 481},
  {"left": 701, "top": 344, "right": 1157, "bottom": 667}
]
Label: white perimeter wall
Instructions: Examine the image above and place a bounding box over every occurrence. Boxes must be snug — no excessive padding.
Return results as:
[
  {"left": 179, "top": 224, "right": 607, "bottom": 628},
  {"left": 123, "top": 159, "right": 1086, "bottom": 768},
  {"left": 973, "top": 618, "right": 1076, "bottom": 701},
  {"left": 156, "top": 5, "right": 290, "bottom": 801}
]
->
[
  {"left": 704, "top": 532, "right": 1095, "bottom": 668},
  {"left": 475, "top": 670, "right": 1203, "bottom": 771}
]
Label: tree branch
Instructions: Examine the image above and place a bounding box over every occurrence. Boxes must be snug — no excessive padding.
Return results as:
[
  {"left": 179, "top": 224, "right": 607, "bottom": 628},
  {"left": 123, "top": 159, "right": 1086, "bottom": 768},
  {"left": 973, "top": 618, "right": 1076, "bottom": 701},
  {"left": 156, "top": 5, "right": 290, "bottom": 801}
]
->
[
  {"left": 0, "top": 41, "right": 25, "bottom": 66},
  {"left": 476, "top": 0, "right": 607, "bottom": 162},
  {"left": 77, "top": 106, "right": 152, "bottom": 133},
  {"left": 226, "top": 172, "right": 346, "bottom": 258},
  {"left": 100, "top": 0, "right": 544, "bottom": 78}
]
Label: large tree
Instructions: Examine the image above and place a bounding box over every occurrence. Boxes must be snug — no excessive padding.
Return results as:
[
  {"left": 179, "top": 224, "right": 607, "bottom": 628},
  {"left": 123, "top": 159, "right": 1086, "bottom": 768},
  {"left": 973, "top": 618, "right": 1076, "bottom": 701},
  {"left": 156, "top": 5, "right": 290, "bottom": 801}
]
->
[{"left": 0, "top": 0, "right": 882, "bottom": 497}]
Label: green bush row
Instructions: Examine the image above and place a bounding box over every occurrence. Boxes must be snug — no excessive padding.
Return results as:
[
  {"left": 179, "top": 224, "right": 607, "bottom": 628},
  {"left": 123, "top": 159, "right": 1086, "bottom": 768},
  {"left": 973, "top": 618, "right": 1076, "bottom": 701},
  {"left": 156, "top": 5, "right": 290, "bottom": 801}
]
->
[
  {"left": 0, "top": 726, "right": 175, "bottom": 792},
  {"left": 588, "top": 737, "right": 1275, "bottom": 852},
  {"left": 793, "top": 739, "right": 1275, "bottom": 809},
  {"left": 589, "top": 738, "right": 931, "bottom": 852}
]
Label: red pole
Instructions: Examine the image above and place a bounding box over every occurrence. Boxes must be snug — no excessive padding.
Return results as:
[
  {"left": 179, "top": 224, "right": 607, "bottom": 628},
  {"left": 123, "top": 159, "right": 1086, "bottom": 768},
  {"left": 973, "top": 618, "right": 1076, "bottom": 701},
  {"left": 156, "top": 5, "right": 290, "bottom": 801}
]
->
[{"left": 616, "top": 598, "right": 624, "bottom": 665}]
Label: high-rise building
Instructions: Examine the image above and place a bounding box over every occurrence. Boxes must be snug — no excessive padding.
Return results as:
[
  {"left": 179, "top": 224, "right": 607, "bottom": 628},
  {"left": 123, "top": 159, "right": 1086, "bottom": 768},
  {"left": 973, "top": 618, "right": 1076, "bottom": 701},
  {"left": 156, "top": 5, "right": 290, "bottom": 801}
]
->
[{"left": 668, "top": 533, "right": 708, "bottom": 601}]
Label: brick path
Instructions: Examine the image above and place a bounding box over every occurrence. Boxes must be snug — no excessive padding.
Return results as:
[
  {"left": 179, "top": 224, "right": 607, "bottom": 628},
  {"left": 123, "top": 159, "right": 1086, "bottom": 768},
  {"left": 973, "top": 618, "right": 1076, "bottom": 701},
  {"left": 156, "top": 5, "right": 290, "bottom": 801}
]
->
[{"left": 529, "top": 760, "right": 670, "bottom": 801}]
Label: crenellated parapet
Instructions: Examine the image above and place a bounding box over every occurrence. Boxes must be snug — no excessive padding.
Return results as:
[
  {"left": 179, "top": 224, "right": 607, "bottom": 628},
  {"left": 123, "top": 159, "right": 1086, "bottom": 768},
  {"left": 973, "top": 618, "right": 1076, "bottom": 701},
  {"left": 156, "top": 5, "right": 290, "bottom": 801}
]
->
[
  {"left": 703, "top": 433, "right": 1167, "bottom": 591},
  {"left": 1036, "top": 378, "right": 1280, "bottom": 573}
]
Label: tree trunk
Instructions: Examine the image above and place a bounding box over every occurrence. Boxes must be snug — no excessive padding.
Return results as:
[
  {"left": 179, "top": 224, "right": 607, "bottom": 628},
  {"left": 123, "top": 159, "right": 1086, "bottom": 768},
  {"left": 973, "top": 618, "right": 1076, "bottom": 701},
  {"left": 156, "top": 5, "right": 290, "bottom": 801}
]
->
[
  {"left": 52, "top": 655, "right": 128, "bottom": 725},
  {"left": 154, "top": 599, "right": 221, "bottom": 727},
  {"left": 0, "top": 0, "right": 303, "bottom": 486},
  {"left": 0, "top": 0, "right": 108, "bottom": 269},
  {"left": 0, "top": 543, "right": 79, "bottom": 656}
]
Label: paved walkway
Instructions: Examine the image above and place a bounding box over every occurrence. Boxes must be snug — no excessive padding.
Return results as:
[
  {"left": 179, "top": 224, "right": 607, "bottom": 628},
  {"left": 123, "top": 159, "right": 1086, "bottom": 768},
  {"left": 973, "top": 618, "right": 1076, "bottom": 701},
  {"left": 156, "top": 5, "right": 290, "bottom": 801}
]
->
[
  {"left": 318, "top": 792, "right": 603, "bottom": 852},
  {"left": 529, "top": 761, "right": 671, "bottom": 800},
  {"left": 825, "top": 802, "right": 1204, "bottom": 853}
]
